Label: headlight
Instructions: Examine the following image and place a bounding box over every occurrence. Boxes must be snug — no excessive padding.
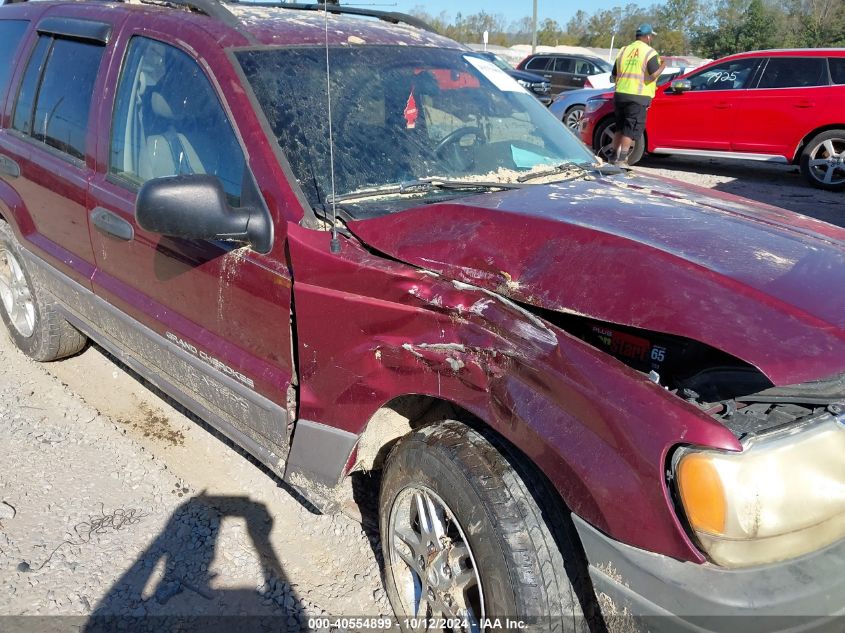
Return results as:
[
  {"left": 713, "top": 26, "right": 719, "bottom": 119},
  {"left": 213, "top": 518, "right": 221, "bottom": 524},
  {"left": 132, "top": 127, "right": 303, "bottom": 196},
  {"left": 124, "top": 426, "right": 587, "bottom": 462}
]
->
[
  {"left": 517, "top": 79, "right": 531, "bottom": 89},
  {"left": 674, "top": 412, "right": 845, "bottom": 568},
  {"left": 585, "top": 98, "right": 610, "bottom": 113}
]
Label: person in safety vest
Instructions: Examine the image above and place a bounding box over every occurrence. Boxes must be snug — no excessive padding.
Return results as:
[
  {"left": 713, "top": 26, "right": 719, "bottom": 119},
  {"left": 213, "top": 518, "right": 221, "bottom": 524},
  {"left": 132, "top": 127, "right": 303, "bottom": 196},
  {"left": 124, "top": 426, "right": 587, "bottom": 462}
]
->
[{"left": 609, "top": 24, "right": 665, "bottom": 164}]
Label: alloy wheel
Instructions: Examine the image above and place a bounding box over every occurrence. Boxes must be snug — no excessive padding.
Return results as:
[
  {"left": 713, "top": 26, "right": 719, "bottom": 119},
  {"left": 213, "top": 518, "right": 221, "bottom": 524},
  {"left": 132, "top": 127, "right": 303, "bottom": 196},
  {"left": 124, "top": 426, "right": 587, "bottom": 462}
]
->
[
  {"left": 564, "top": 107, "right": 584, "bottom": 131},
  {"left": 807, "top": 138, "right": 845, "bottom": 187},
  {"left": 0, "top": 247, "right": 35, "bottom": 338},
  {"left": 598, "top": 123, "right": 617, "bottom": 161},
  {"left": 388, "top": 486, "right": 484, "bottom": 632}
]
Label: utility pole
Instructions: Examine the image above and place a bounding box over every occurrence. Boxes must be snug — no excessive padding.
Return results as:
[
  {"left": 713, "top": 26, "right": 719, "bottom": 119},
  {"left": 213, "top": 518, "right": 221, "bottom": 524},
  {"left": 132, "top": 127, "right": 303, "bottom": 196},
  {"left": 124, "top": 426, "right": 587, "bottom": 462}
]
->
[{"left": 531, "top": 0, "right": 538, "bottom": 53}]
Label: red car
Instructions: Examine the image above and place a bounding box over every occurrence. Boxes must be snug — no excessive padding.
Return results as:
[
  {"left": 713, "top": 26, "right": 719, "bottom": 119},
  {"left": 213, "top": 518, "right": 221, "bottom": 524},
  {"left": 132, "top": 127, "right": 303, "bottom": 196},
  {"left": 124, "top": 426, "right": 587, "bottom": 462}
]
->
[
  {"left": 1, "top": 3, "right": 845, "bottom": 630},
  {"left": 581, "top": 49, "right": 845, "bottom": 190}
]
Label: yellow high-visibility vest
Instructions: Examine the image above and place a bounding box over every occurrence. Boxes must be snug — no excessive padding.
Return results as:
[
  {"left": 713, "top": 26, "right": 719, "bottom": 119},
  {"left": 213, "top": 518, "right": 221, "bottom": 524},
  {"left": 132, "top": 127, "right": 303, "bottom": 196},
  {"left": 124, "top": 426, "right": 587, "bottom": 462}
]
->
[{"left": 614, "top": 40, "right": 660, "bottom": 98}]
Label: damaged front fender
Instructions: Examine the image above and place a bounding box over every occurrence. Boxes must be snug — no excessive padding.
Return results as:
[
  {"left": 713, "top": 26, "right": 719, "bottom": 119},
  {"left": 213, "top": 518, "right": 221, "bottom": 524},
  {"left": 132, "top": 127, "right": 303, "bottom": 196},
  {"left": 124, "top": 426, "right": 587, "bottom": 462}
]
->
[{"left": 285, "top": 222, "right": 740, "bottom": 562}]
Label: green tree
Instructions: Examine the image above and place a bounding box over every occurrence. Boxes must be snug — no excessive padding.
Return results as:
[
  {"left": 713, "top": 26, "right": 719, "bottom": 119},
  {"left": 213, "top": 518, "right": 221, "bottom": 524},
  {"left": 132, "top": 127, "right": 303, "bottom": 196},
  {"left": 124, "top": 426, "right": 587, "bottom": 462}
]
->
[{"left": 537, "top": 18, "right": 562, "bottom": 45}]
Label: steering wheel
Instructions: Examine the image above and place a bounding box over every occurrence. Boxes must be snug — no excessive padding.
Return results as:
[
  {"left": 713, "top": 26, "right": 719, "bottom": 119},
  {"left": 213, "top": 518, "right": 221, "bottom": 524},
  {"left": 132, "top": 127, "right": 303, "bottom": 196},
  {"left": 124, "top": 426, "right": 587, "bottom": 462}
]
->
[
  {"left": 434, "top": 126, "right": 483, "bottom": 156},
  {"left": 434, "top": 126, "right": 483, "bottom": 171}
]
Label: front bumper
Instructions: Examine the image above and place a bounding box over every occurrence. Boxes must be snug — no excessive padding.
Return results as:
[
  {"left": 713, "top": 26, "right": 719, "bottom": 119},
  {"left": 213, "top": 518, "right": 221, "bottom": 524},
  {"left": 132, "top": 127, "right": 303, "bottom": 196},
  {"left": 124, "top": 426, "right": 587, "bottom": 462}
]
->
[
  {"left": 532, "top": 91, "right": 552, "bottom": 106},
  {"left": 573, "top": 514, "right": 845, "bottom": 633}
]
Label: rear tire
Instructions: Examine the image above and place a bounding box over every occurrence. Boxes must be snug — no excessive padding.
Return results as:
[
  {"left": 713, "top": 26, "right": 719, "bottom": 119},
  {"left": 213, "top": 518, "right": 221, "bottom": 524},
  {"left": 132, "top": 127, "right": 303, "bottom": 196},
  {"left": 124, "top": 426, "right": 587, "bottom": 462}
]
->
[
  {"left": 593, "top": 118, "right": 644, "bottom": 166},
  {"left": 0, "top": 220, "right": 86, "bottom": 361},
  {"left": 379, "top": 420, "right": 595, "bottom": 632},
  {"left": 799, "top": 130, "right": 845, "bottom": 191}
]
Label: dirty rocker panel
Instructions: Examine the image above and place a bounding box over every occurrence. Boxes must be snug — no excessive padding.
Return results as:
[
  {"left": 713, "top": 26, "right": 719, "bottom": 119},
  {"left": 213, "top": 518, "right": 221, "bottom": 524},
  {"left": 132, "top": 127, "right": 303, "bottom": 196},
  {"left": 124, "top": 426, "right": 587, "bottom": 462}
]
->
[
  {"left": 21, "top": 247, "right": 291, "bottom": 472},
  {"left": 283, "top": 418, "right": 358, "bottom": 508}
]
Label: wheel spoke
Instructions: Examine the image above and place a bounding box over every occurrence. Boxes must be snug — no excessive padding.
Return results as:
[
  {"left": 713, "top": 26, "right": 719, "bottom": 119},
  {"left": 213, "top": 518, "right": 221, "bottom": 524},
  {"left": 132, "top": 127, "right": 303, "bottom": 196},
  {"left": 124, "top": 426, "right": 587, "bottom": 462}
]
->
[
  {"left": 8, "top": 293, "right": 23, "bottom": 327},
  {"left": 394, "top": 537, "right": 419, "bottom": 571},
  {"left": 414, "top": 595, "right": 429, "bottom": 619},
  {"left": 414, "top": 491, "right": 446, "bottom": 545},
  {"left": 809, "top": 159, "right": 829, "bottom": 167},
  {"left": 824, "top": 164, "right": 835, "bottom": 184},
  {"left": 823, "top": 139, "right": 836, "bottom": 157},
  {"left": 396, "top": 525, "right": 423, "bottom": 554},
  {"left": 451, "top": 567, "right": 476, "bottom": 592}
]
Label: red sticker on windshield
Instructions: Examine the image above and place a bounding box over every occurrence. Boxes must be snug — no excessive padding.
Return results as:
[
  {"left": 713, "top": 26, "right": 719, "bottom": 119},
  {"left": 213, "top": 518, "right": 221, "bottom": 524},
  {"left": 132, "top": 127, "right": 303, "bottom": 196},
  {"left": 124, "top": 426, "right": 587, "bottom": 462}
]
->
[{"left": 404, "top": 90, "right": 418, "bottom": 129}]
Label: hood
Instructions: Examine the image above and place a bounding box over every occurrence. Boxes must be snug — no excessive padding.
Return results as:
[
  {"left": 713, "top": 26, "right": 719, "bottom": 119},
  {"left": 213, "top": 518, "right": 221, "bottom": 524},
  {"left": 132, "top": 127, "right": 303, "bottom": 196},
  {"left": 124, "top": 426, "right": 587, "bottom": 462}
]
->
[
  {"left": 347, "top": 174, "right": 845, "bottom": 386},
  {"left": 505, "top": 68, "right": 548, "bottom": 83}
]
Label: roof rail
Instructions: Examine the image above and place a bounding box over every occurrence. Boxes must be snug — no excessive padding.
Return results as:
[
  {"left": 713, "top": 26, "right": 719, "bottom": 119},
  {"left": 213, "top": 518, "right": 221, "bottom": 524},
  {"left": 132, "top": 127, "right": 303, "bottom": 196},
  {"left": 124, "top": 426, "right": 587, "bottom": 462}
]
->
[
  {"left": 227, "top": 1, "right": 436, "bottom": 33},
  {"left": 139, "top": 0, "right": 246, "bottom": 32},
  {"left": 4, "top": 0, "right": 434, "bottom": 36}
]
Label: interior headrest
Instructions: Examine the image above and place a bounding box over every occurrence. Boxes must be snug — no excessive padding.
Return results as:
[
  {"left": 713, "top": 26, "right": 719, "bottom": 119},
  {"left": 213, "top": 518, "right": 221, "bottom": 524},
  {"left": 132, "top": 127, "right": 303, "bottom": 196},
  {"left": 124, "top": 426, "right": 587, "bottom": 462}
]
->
[{"left": 150, "top": 91, "right": 175, "bottom": 120}]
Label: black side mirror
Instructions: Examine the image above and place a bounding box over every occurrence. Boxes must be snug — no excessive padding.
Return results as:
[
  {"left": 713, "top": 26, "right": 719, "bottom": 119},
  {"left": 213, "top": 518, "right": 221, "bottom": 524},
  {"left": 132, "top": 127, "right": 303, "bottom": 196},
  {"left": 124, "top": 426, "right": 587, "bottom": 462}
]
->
[
  {"left": 136, "top": 174, "right": 272, "bottom": 254},
  {"left": 670, "top": 79, "right": 691, "bottom": 94}
]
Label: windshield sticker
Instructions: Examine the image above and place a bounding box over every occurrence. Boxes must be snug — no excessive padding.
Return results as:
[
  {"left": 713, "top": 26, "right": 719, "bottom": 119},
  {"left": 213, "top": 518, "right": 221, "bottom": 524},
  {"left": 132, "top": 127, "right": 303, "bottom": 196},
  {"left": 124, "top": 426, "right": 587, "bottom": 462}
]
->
[
  {"left": 464, "top": 56, "right": 523, "bottom": 93},
  {"left": 404, "top": 90, "right": 418, "bottom": 129},
  {"left": 511, "top": 145, "right": 560, "bottom": 169}
]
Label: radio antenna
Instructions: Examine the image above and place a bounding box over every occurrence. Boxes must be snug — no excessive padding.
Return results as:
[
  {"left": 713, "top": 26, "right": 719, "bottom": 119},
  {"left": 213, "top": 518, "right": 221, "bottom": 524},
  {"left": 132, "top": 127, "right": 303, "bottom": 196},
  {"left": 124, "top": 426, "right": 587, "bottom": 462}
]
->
[{"left": 323, "top": 5, "right": 341, "bottom": 254}]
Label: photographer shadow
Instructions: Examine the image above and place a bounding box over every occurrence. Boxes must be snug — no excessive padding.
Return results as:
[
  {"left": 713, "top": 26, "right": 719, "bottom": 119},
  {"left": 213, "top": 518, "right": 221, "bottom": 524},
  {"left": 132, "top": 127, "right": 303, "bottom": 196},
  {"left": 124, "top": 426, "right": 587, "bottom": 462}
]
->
[{"left": 83, "top": 493, "right": 304, "bottom": 633}]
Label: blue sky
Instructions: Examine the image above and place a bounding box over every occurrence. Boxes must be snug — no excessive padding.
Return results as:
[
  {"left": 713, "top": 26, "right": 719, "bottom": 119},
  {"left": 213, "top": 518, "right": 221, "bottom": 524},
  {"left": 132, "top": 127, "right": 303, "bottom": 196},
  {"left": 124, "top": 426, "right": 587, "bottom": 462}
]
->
[{"left": 388, "top": 1, "right": 651, "bottom": 26}]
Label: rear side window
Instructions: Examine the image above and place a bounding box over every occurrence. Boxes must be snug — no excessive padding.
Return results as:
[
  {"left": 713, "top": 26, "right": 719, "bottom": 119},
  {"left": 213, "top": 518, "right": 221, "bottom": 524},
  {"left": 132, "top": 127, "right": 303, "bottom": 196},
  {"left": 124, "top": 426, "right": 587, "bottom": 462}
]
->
[
  {"left": 830, "top": 58, "right": 845, "bottom": 85},
  {"left": 524, "top": 57, "right": 549, "bottom": 71},
  {"left": 0, "top": 20, "right": 29, "bottom": 105},
  {"left": 757, "top": 57, "right": 828, "bottom": 89},
  {"left": 554, "top": 57, "right": 575, "bottom": 73},
  {"left": 12, "top": 35, "right": 104, "bottom": 160}
]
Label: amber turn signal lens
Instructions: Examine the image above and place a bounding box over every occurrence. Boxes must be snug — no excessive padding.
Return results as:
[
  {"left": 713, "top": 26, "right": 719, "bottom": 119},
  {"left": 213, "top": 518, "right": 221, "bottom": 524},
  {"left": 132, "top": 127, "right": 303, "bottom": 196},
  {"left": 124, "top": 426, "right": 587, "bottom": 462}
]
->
[{"left": 677, "top": 453, "right": 726, "bottom": 535}]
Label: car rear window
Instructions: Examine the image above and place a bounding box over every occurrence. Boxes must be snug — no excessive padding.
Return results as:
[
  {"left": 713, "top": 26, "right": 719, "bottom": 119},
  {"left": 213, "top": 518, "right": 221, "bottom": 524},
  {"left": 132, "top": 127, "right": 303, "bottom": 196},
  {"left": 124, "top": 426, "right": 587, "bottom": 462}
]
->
[
  {"left": 830, "top": 58, "right": 845, "bottom": 85},
  {"left": 757, "top": 57, "right": 828, "bottom": 89},
  {"left": 0, "top": 20, "right": 29, "bottom": 105},
  {"left": 524, "top": 57, "right": 549, "bottom": 71}
]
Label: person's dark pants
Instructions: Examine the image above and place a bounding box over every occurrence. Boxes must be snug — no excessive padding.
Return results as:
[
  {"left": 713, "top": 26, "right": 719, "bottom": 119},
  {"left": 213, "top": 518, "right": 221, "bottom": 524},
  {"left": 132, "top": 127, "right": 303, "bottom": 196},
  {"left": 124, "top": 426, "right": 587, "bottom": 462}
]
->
[{"left": 614, "top": 96, "right": 648, "bottom": 140}]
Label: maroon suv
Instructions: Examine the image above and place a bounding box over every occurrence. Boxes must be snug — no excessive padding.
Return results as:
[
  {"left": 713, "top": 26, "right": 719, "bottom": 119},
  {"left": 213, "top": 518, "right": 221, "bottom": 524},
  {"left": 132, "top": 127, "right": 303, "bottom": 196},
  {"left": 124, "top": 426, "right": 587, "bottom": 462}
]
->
[{"left": 1, "top": 2, "right": 844, "bottom": 631}]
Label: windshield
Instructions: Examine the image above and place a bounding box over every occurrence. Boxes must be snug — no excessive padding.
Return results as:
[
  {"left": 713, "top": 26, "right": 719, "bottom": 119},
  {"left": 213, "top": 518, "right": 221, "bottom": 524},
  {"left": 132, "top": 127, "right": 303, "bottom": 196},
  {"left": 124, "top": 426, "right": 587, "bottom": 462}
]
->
[
  {"left": 236, "top": 46, "right": 595, "bottom": 216},
  {"left": 485, "top": 54, "right": 514, "bottom": 72}
]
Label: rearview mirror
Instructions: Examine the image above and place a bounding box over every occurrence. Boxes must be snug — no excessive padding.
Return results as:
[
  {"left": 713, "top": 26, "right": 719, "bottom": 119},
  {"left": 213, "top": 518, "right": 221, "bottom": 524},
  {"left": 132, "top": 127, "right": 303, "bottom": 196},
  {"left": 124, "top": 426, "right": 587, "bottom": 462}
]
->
[
  {"left": 670, "top": 80, "right": 691, "bottom": 93},
  {"left": 136, "top": 174, "right": 272, "bottom": 254}
]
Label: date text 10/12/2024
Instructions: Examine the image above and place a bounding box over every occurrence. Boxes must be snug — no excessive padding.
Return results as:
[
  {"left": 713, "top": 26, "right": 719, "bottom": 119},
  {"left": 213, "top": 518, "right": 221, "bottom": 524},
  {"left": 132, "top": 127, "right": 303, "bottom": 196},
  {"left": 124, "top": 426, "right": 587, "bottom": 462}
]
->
[{"left": 307, "top": 618, "right": 529, "bottom": 630}]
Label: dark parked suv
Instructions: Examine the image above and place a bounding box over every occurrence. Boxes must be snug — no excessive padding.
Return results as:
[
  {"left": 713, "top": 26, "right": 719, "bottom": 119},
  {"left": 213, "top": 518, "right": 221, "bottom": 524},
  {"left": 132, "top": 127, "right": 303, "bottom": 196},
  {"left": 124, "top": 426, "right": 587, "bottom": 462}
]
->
[
  {"left": 1, "top": 1, "right": 845, "bottom": 631},
  {"left": 517, "top": 52, "right": 611, "bottom": 95},
  {"left": 467, "top": 51, "right": 552, "bottom": 105}
]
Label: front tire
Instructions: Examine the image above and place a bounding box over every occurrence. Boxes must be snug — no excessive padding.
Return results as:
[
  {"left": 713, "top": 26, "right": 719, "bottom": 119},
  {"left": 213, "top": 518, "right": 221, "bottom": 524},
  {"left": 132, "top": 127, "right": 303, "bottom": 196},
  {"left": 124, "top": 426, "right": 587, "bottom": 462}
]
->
[
  {"left": 379, "top": 421, "right": 594, "bottom": 632},
  {"left": 800, "top": 130, "right": 845, "bottom": 191},
  {"left": 0, "top": 220, "right": 86, "bottom": 361},
  {"left": 593, "top": 118, "right": 644, "bottom": 166}
]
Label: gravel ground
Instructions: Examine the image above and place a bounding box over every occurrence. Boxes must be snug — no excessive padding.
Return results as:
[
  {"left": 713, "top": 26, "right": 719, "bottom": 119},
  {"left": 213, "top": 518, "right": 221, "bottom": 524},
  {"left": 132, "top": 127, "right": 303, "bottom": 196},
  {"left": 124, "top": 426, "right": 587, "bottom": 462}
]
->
[
  {"left": 0, "top": 160, "right": 840, "bottom": 631},
  {"left": 633, "top": 155, "right": 844, "bottom": 228},
  {"left": 0, "top": 335, "right": 389, "bottom": 630}
]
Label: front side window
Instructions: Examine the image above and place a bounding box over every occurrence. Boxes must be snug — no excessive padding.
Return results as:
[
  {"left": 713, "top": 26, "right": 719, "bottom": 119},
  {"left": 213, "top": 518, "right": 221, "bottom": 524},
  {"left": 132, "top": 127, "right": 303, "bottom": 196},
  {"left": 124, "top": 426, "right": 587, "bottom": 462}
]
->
[
  {"left": 757, "top": 57, "right": 828, "bottom": 89},
  {"left": 574, "top": 60, "right": 594, "bottom": 75},
  {"left": 0, "top": 20, "right": 30, "bottom": 105},
  {"left": 13, "top": 35, "right": 103, "bottom": 160},
  {"left": 110, "top": 37, "right": 246, "bottom": 204},
  {"left": 237, "top": 46, "right": 595, "bottom": 218},
  {"left": 687, "top": 58, "right": 759, "bottom": 91}
]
